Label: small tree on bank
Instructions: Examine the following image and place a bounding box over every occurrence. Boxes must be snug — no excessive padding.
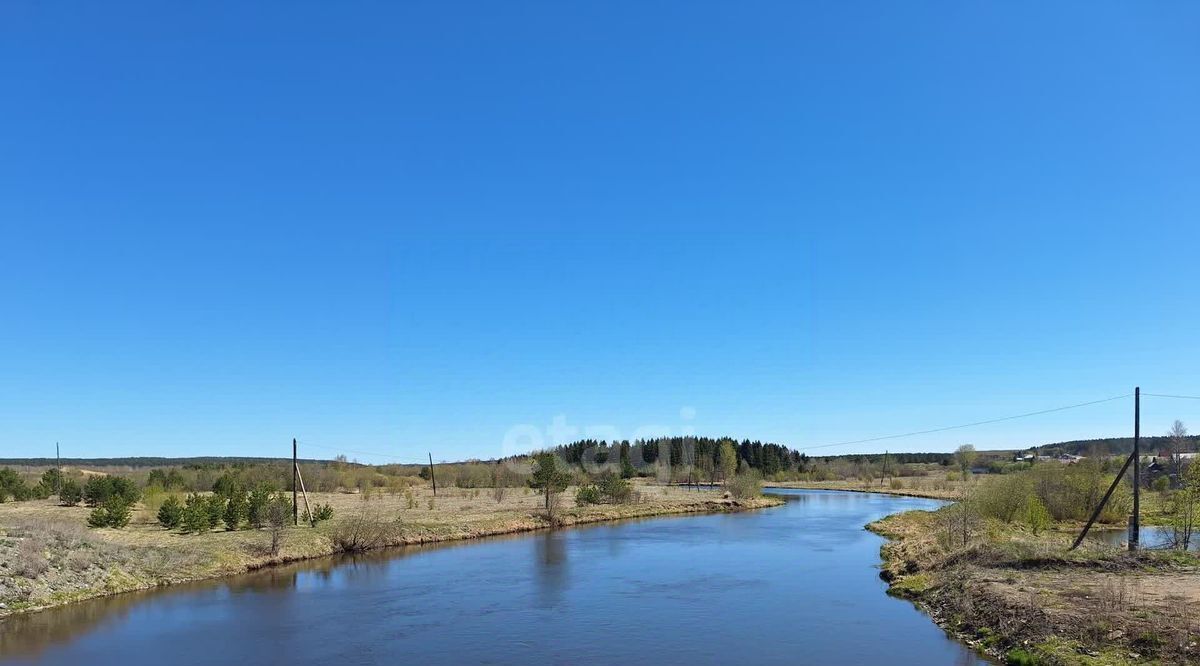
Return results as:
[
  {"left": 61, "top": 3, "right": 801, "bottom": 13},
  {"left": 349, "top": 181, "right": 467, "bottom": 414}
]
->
[
  {"left": 955, "top": 445, "right": 978, "bottom": 479},
  {"left": 266, "top": 494, "right": 292, "bottom": 555},
  {"left": 59, "top": 479, "right": 82, "bottom": 506},
  {"left": 717, "top": 440, "right": 738, "bottom": 485},
  {"left": 158, "top": 495, "right": 184, "bottom": 529},
  {"left": 529, "top": 453, "right": 571, "bottom": 525}
]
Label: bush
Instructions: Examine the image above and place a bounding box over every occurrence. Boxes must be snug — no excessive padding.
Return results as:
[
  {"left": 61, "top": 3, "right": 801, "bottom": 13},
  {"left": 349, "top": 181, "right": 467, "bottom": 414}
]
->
[
  {"left": 158, "top": 495, "right": 184, "bottom": 529},
  {"left": 224, "top": 491, "right": 247, "bottom": 530},
  {"left": 87, "top": 496, "right": 132, "bottom": 528},
  {"left": 975, "top": 474, "right": 1033, "bottom": 523},
  {"left": 0, "top": 468, "right": 31, "bottom": 501},
  {"left": 330, "top": 510, "right": 401, "bottom": 553},
  {"left": 1024, "top": 496, "right": 1051, "bottom": 535},
  {"left": 41, "top": 468, "right": 64, "bottom": 492},
  {"left": 205, "top": 495, "right": 225, "bottom": 529},
  {"left": 727, "top": 471, "right": 763, "bottom": 499},
  {"left": 212, "top": 473, "right": 242, "bottom": 497},
  {"left": 266, "top": 493, "right": 292, "bottom": 554},
  {"left": 103, "top": 495, "right": 131, "bottom": 527},
  {"left": 182, "top": 494, "right": 211, "bottom": 533},
  {"left": 1152, "top": 476, "right": 1170, "bottom": 493},
  {"left": 598, "top": 473, "right": 632, "bottom": 503},
  {"left": 575, "top": 485, "right": 601, "bottom": 505},
  {"left": 246, "top": 485, "right": 273, "bottom": 528},
  {"left": 83, "top": 475, "right": 141, "bottom": 507},
  {"left": 59, "top": 479, "right": 83, "bottom": 506},
  {"left": 313, "top": 503, "right": 334, "bottom": 523}
]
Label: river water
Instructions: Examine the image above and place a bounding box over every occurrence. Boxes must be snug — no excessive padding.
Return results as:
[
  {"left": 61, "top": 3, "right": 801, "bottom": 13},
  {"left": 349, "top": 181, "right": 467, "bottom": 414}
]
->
[{"left": 1, "top": 489, "right": 987, "bottom": 665}]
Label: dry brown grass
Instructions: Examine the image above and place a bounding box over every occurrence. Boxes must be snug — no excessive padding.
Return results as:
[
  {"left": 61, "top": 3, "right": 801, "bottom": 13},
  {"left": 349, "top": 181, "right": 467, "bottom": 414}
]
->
[
  {"left": 0, "top": 479, "right": 781, "bottom": 618},
  {"left": 869, "top": 508, "right": 1200, "bottom": 664},
  {"left": 769, "top": 474, "right": 987, "bottom": 500}
]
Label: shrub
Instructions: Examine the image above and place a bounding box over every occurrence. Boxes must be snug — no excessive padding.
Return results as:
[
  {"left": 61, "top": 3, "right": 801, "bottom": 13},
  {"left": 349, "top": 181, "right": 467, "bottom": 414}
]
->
[
  {"left": 1024, "top": 496, "right": 1051, "bottom": 535},
  {"left": 158, "top": 495, "right": 184, "bottom": 529},
  {"left": 975, "top": 474, "right": 1033, "bottom": 523},
  {"left": 246, "top": 485, "right": 273, "bottom": 528},
  {"left": 102, "top": 496, "right": 131, "bottom": 528},
  {"left": 727, "top": 470, "right": 763, "bottom": 499},
  {"left": 212, "top": 473, "right": 242, "bottom": 497},
  {"left": 1152, "top": 476, "right": 1170, "bottom": 493},
  {"left": 330, "top": 510, "right": 401, "bottom": 553},
  {"left": 313, "top": 503, "right": 334, "bottom": 523},
  {"left": 15, "top": 538, "right": 49, "bottom": 578},
  {"left": 598, "top": 473, "right": 632, "bottom": 503},
  {"left": 266, "top": 493, "right": 292, "bottom": 555},
  {"left": 182, "top": 494, "right": 211, "bottom": 533},
  {"left": 0, "top": 468, "right": 31, "bottom": 501},
  {"left": 41, "top": 468, "right": 64, "bottom": 492},
  {"left": 404, "top": 487, "right": 417, "bottom": 509},
  {"left": 59, "top": 479, "right": 83, "bottom": 506},
  {"left": 889, "top": 478, "right": 905, "bottom": 490},
  {"left": 224, "top": 491, "right": 247, "bottom": 530},
  {"left": 205, "top": 495, "right": 225, "bottom": 529},
  {"left": 141, "top": 484, "right": 168, "bottom": 515},
  {"left": 87, "top": 496, "right": 131, "bottom": 528},
  {"left": 83, "top": 475, "right": 140, "bottom": 507},
  {"left": 575, "top": 485, "right": 601, "bottom": 505}
]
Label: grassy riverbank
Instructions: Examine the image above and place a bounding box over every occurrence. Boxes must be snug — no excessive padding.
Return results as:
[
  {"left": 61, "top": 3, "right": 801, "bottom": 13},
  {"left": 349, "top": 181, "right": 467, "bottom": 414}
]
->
[
  {"left": 868, "top": 508, "right": 1200, "bottom": 665},
  {"left": 768, "top": 478, "right": 969, "bottom": 500},
  {"left": 0, "top": 481, "right": 782, "bottom": 619}
]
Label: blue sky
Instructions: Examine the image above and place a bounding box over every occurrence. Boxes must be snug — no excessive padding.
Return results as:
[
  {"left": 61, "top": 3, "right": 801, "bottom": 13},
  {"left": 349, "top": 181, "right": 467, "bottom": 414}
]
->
[{"left": 2, "top": 2, "right": 1198, "bottom": 462}]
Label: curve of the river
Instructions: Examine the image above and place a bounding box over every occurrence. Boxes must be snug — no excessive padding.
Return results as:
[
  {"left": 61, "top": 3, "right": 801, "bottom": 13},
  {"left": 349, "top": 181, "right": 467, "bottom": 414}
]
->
[{"left": 1, "top": 489, "right": 989, "bottom": 665}]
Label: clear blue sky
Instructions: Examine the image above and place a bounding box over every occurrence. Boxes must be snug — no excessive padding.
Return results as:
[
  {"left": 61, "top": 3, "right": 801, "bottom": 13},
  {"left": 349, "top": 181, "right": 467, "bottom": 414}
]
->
[{"left": 2, "top": 2, "right": 1198, "bottom": 462}]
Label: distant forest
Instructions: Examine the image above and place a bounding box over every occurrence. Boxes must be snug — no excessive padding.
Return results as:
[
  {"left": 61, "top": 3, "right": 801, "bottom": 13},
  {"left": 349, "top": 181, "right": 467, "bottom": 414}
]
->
[
  {"left": 0, "top": 456, "right": 326, "bottom": 468},
  {"left": 550, "top": 437, "right": 960, "bottom": 477},
  {"left": 6, "top": 433, "right": 1197, "bottom": 472},
  {"left": 1034, "top": 435, "right": 1200, "bottom": 457}
]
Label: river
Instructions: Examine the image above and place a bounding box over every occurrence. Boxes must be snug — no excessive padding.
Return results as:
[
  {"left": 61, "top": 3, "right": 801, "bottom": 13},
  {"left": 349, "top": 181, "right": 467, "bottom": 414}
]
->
[{"left": 1, "top": 489, "right": 987, "bottom": 665}]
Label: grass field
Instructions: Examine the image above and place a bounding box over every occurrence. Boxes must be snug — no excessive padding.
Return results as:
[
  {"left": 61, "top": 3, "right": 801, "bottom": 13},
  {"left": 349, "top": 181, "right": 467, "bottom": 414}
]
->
[{"left": 0, "top": 480, "right": 781, "bottom": 618}]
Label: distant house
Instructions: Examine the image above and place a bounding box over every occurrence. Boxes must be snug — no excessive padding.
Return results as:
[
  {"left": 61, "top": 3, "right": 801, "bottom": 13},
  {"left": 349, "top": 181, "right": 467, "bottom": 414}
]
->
[{"left": 1035, "top": 454, "right": 1082, "bottom": 464}]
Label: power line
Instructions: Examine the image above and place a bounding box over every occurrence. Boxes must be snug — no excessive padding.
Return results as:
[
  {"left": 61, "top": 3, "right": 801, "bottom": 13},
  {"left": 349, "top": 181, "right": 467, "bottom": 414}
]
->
[
  {"left": 792, "top": 393, "right": 1133, "bottom": 453},
  {"left": 1142, "top": 392, "right": 1200, "bottom": 401}
]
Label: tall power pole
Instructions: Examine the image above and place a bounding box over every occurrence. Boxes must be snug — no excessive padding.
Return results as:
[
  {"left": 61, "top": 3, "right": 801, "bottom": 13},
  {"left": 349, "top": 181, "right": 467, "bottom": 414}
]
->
[
  {"left": 1130, "top": 387, "right": 1140, "bottom": 551},
  {"left": 293, "top": 438, "right": 299, "bottom": 526}
]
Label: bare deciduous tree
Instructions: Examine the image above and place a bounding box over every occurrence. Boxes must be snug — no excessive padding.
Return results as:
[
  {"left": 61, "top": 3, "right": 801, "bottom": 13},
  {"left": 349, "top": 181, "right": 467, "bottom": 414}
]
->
[{"left": 1165, "top": 420, "right": 1188, "bottom": 481}]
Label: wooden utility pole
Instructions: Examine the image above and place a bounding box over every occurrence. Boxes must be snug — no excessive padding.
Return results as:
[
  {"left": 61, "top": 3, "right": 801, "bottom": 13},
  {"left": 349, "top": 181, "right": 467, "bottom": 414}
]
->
[
  {"left": 55, "top": 442, "right": 61, "bottom": 492},
  {"left": 293, "top": 438, "right": 299, "bottom": 526},
  {"left": 1130, "top": 387, "right": 1140, "bottom": 551},
  {"left": 428, "top": 452, "right": 437, "bottom": 496},
  {"left": 1071, "top": 387, "right": 1141, "bottom": 551}
]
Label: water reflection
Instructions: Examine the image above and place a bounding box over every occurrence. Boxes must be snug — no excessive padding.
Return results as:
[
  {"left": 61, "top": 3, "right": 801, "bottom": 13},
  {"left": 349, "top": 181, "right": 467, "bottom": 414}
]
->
[{"left": 534, "top": 532, "right": 569, "bottom": 608}]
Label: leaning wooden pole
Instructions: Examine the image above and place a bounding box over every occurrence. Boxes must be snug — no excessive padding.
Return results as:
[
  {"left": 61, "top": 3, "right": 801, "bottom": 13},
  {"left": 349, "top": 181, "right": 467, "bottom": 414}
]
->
[
  {"left": 1069, "top": 449, "right": 1136, "bottom": 550},
  {"left": 295, "top": 464, "right": 315, "bottom": 526},
  {"left": 428, "top": 452, "right": 437, "bottom": 497}
]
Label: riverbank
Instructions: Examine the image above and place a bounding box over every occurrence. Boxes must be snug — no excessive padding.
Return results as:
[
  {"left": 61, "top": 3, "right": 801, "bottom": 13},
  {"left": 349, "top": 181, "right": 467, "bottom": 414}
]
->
[
  {"left": 767, "top": 478, "right": 966, "bottom": 500},
  {"left": 868, "top": 509, "right": 1200, "bottom": 665},
  {"left": 0, "top": 482, "right": 782, "bottom": 620}
]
